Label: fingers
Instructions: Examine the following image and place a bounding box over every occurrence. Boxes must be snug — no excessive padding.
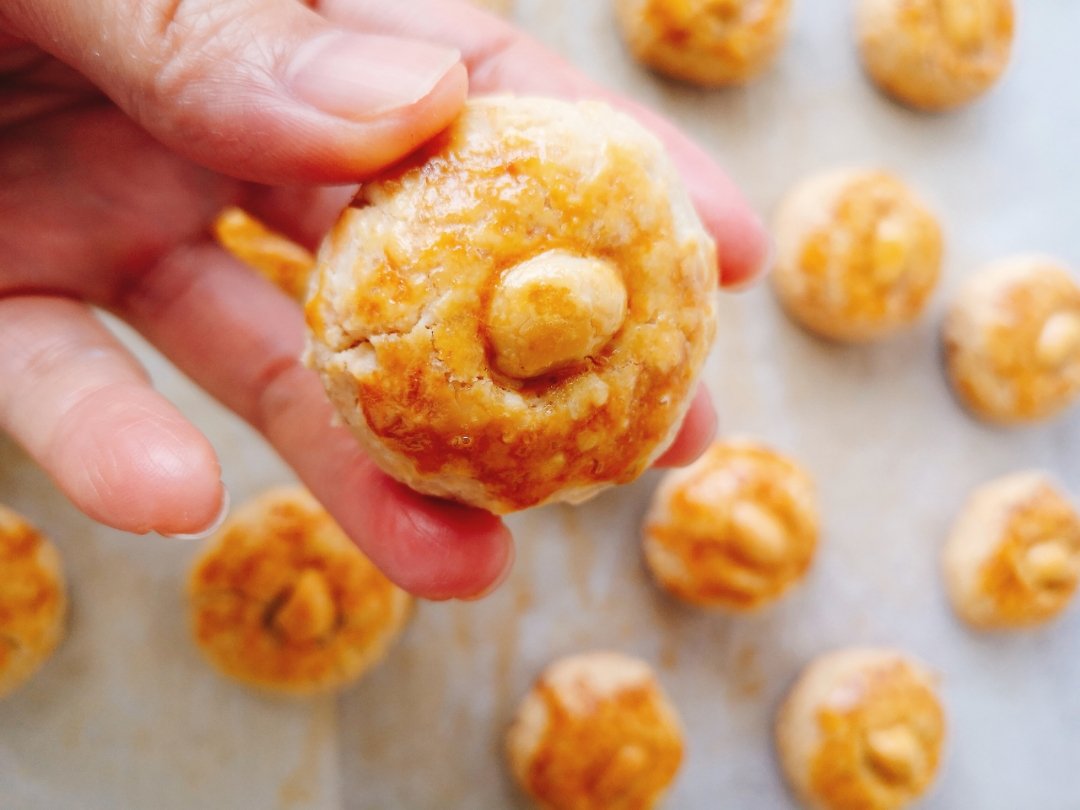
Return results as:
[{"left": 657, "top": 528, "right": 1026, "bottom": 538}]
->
[
  {"left": 315, "top": 0, "right": 771, "bottom": 288},
  {"left": 2, "top": 0, "right": 468, "bottom": 184},
  {"left": 0, "top": 296, "right": 225, "bottom": 536},
  {"left": 653, "top": 385, "right": 717, "bottom": 468},
  {"left": 114, "top": 242, "right": 514, "bottom": 600}
]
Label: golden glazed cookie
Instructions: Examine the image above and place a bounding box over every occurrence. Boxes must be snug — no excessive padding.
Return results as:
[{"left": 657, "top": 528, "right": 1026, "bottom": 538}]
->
[
  {"left": 305, "top": 97, "right": 718, "bottom": 514},
  {"left": 616, "top": 0, "right": 792, "bottom": 86},
  {"left": 776, "top": 648, "right": 946, "bottom": 810},
  {"left": 188, "top": 487, "right": 411, "bottom": 695},
  {"left": 506, "top": 652, "right": 684, "bottom": 810},
  {"left": 643, "top": 440, "right": 817, "bottom": 610},
  {"left": 0, "top": 505, "right": 66, "bottom": 698},
  {"left": 856, "top": 0, "right": 1015, "bottom": 111},
  {"left": 213, "top": 206, "right": 315, "bottom": 302},
  {"left": 772, "top": 169, "right": 943, "bottom": 343},
  {"left": 944, "top": 256, "right": 1080, "bottom": 424},
  {"left": 943, "top": 471, "right": 1080, "bottom": 630}
]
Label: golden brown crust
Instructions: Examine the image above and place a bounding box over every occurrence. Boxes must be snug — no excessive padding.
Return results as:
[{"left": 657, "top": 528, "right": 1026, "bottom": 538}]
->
[
  {"left": 616, "top": 0, "right": 792, "bottom": 86},
  {"left": 643, "top": 440, "right": 817, "bottom": 610},
  {"left": 506, "top": 652, "right": 684, "bottom": 810},
  {"left": 944, "top": 472, "right": 1080, "bottom": 629},
  {"left": 305, "top": 97, "right": 718, "bottom": 514},
  {"left": 213, "top": 206, "right": 315, "bottom": 302},
  {"left": 188, "top": 487, "right": 411, "bottom": 695},
  {"left": 772, "top": 169, "right": 943, "bottom": 343},
  {"left": 944, "top": 257, "right": 1080, "bottom": 424},
  {"left": 0, "top": 505, "right": 66, "bottom": 698},
  {"left": 856, "top": 0, "right": 1014, "bottom": 111},
  {"left": 776, "top": 648, "right": 946, "bottom": 810}
]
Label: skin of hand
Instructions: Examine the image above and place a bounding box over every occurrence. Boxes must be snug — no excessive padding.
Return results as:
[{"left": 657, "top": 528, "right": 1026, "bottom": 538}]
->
[{"left": 0, "top": 0, "right": 769, "bottom": 600}]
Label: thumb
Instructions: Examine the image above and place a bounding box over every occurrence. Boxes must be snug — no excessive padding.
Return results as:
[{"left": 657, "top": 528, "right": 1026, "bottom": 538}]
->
[{"left": 2, "top": 0, "right": 467, "bottom": 184}]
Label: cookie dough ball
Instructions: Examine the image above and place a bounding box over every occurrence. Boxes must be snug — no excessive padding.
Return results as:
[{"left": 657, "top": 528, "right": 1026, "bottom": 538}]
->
[
  {"left": 188, "top": 487, "right": 411, "bottom": 695},
  {"left": 616, "top": 0, "right": 792, "bottom": 86},
  {"left": 943, "top": 472, "right": 1080, "bottom": 630},
  {"left": 776, "top": 648, "right": 946, "bottom": 810},
  {"left": 944, "top": 256, "right": 1080, "bottom": 424},
  {"left": 772, "top": 169, "right": 943, "bottom": 343},
  {"left": 0, "top": 505, "right": 66, "bottom": 698},
  {"left": 305, "top": 97, "right": 718, "bottom": 514},
  {"left": 506, "top": 652, "right": 684, "bottom": 810},
  {"left": 643, "top": 440, "right": 817, "bottom": 610},
  {"left": 856, "top": 0, "right": 1015, "bottom": 111},
  {"left": 213, "top": 207, "right": 314, "bottom": 302}
]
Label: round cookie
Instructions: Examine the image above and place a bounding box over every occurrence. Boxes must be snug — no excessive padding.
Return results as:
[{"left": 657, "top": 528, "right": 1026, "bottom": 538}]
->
[
  {"left": 188, "top": 487, "right": 411, "bottom": 696},
  {"left": 944, "top": 256, "right": 1080, "bottom": 424},
  {"left": 643, "top": 440, "right": 818, "bottom": 610},
  {"left": 305, "top": 97, "right": 718, "bottom": 514},
  {"left": 616, "top": 0, "right": 792, "bottom": 86},
  {"left": 943, "top": 471, "right": 1080, "bottom": 630},
  {"left": 0, "top": 505, "right": 67, "bottom": 698},
  {"left": 506, "top": 651, "right": 684, "bottom": 810},
  {"left": 776, "top": 648, "right": 946, "bottom": 810},
  {"left": 856, "top": 0, "right": 1015, "bottom": 111},
  {"left": 772, "top": 169, "right": 943, "bottom": 343}
]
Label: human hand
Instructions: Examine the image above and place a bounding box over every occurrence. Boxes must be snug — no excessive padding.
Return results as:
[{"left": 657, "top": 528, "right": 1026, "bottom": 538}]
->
[{"left": 0, "top": 0, "right": 769, "bottom": 599}]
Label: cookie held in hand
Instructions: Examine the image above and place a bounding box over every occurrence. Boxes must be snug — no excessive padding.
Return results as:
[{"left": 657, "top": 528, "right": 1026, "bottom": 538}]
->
[{"left": 305, "top": 97, "right": 718, "bottom": 514}]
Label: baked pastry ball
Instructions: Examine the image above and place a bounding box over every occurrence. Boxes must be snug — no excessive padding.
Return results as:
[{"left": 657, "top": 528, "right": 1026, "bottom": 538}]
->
[
  {"left": 772, "top": 169, "right": 943, "bottom": 343},
  {"left": 188, "top": 487, "right": 411, "bottom": 695},
  {"left": 944, "top": 256, "right": 1080, "bottom": 424},
  {"left": 643, "top": 440, "right": 817, "bottom": 610},
  {"left": 213, "top": 206, "right": 314, "bottom": 302},
  {"left": 776, "top": 648, "right": 946, "bottom": 810},
  {"left": 506, "top": 651, "right": 684, "bottom": 810},
  {"left": 856, "top": 0, "right": 1015, "bottom": 111},
  {"left": 305, "top": 97, "right": 718, "bottom": 514},
  {"left": 616, "top": 0, "right": 792, "bottom": 87},
  {"left": 943, "top": 471, "right": 1080, "bottom": 630},
  {"left": 0, "top": 505, "right": 67, "bottom": 698}
]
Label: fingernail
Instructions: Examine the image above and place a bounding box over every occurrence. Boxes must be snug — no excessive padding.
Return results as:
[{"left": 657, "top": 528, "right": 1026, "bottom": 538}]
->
[
  {"left": 725, "top": 230, "right": 775, "bottom": 293},
  {"left": 460, "top": 539, "right": 517, "bottom": 602},
  {"left": 163, "top": 486, "right": 231, "bottom": 541},
  {"left": 286, "top": 33, "right": 461, "bottom": 120}
]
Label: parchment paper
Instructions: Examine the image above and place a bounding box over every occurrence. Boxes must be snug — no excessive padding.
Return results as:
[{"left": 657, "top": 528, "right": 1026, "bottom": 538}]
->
[{"left": 1, "top": 0, "right": 1078, "bottom": 807}]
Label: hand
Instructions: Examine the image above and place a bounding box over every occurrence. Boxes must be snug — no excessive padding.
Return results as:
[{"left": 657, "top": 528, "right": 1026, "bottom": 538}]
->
[{"left": 0, "top": 0, "right": 769, "bottom": 599}]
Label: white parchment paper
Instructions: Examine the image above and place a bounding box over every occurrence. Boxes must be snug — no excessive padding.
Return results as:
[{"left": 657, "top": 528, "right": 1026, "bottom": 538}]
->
[{"left": 1, "top": 0, "right": 1078, "bottom": 807}]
